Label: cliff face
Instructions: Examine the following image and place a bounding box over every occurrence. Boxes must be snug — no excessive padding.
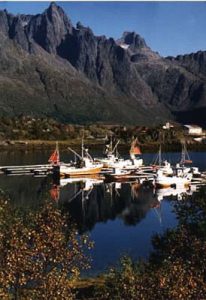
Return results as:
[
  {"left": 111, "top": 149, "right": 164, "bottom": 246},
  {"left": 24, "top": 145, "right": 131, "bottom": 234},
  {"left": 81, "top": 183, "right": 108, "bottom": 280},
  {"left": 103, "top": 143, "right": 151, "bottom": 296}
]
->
[{"left": 0, "top": 2, "right": 205, "bottom": 125}]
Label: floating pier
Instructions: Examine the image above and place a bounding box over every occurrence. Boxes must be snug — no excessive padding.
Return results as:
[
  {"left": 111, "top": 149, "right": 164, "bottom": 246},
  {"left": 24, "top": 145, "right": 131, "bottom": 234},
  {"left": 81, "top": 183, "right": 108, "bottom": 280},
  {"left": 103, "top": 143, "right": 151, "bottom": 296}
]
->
[
  {"left": 0, "top": 164, "right": 53, "bottom": 176},
  {"left": 1, "top": 163, "right": 206, "bottom": 188}
]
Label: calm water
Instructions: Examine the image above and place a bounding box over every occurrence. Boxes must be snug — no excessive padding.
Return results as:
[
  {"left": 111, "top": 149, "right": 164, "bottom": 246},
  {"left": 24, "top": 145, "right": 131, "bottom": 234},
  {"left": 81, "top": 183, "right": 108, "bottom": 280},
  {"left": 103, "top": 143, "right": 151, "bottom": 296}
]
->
[{"left": 0, "top": 148, "right": 206, "bottom": 275}]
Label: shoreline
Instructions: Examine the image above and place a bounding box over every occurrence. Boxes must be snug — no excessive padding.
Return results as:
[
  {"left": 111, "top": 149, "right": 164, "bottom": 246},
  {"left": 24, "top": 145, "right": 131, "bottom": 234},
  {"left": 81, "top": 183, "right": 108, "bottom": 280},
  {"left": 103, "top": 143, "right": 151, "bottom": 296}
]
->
[{"left": 0, "top": 139, "right": 206, "bottom": 153}]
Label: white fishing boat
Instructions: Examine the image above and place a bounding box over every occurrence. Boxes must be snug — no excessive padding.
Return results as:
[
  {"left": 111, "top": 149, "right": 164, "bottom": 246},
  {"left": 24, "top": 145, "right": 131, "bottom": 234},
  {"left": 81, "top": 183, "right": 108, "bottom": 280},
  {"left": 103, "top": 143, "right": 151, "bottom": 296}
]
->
[
  {"left": 177, "top": 141, "right": 201, "bottom": 178},
  {"left": 154, "top": 142, "right": 202, "bottom": 188},
  {"left": 101, "top": 155, "right": 133, "bottom": 169},
  {"left": 152, "top": 145, "right": 173, "bottom": 175},
  {"left": 49, "top": 141, "right": 103, "bottom": 178},
  {"left": 95, "top": 139, "right": 129, "bottom": 168},
  {"left": 154, "top": 142, "right": 200, "bottom": 180},
  {"left": 95, "top": 138, "right": 143, "bottom": 169},
  {"left": 60, "top": 149, "right": 103, "bottom": 178},
  {"left": 59, "top": 162, "right": 103, "bottom": 177},
  {"left": 157, "top": 160, "right": 173, "bottom": 175}
]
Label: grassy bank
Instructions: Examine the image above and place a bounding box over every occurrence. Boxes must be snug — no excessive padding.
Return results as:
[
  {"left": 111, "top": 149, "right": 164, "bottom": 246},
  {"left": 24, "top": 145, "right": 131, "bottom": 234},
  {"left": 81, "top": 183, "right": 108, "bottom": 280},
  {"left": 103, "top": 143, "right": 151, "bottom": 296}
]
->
[
  {"left": 1, "top": 139, "right": 206, "bottom": 154},
  {"left": 0, "top": 116, "right": 206, "bottom": 153}
]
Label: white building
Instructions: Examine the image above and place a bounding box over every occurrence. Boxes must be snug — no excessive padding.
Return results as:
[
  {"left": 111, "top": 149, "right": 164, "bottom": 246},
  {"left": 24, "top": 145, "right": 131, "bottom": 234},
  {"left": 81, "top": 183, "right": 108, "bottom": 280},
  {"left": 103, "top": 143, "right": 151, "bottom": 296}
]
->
[{"left": 184, "top": 125, "right": 203, "bottom": 136}]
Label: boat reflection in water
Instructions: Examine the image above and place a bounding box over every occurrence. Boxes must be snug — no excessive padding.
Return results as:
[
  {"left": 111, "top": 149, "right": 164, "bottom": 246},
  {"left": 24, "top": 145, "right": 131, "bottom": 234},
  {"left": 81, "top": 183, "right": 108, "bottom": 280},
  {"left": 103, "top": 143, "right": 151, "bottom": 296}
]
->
[
  {"left": 50, "top": 177, "right": 200, "bottom": 234},
  {"left": 50, "top": 178, "right": 180, "bottom": 233},
  {"left": 48, "top": 177, "right": 200, "bottom": 274},
  {"left": 154, "top": 184, "right": 198, "bottom": 202}
]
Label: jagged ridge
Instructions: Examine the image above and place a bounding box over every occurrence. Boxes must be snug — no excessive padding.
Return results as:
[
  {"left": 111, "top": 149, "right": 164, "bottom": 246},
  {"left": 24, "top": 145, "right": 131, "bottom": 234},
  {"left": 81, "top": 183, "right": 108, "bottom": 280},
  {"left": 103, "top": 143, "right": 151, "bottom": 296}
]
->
[{"left": 0, "top": 2, "right": 206, "bottom": 125}]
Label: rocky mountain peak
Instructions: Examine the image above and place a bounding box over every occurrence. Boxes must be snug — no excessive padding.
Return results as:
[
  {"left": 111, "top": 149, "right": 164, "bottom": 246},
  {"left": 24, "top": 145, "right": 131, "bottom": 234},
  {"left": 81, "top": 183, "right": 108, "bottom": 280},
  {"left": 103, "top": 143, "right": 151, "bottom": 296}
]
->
[
  {"left": 44, "top": 2, "right": 73, "bottom": 34},
  {"left": 116, "top": 31, "right": 161, "bottom": 63},
  {"left": 48, "top": 1, "right": 59, "bottom": 10},
  {"left": 75, "top": 21, "right": 94, "bottom": 36},
  {"left": 0, "top": 3, "right": 206, "bottom": 125},
  {"left": 25, "top": 2, "right": 73, "bottom": 54},
  {"left": 45, "top": 1, "right": 71, "bottom": 25},
  {"left": 117, "top": 31, "right": 148, "bottom": 52}
]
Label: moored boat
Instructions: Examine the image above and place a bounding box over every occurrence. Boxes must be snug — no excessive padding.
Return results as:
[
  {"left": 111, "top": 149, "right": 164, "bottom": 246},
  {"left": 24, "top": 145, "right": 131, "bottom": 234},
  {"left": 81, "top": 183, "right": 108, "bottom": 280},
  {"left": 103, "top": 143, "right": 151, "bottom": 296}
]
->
[
  {"left": 152, "top": 145, "right": 173, "bottom": 175},
  {"left": 95, "top": 139, "right": 130, "bottom": 168},
  {"left": 60, "top": 158, "right": 103, "bottom": 178},
  {"left": 95, "top": 137, "right": 143, "bottom": 170},
  {"left": 49, "top": 142, "right": 103, "bottom": 178}
]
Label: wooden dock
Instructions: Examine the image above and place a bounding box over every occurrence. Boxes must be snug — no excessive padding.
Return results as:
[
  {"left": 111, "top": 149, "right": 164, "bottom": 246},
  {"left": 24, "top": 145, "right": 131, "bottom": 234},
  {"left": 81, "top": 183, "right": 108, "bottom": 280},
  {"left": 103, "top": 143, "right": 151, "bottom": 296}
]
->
[
  {"left": 0, "top": 163, "right": 206, "bottom": 188},
  {"left": 0, "top": 164, "right": 53, "bottom": 176}
]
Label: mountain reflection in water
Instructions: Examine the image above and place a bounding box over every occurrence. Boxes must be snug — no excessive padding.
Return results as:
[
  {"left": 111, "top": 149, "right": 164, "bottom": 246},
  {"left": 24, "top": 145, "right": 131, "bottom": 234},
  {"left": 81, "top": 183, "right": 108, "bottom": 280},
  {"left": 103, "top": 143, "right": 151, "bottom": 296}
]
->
[
  {"left": 51, "top": 179, "right": 196, "bottom": 234},
  {"left": 0, "top": 150, "right": 205, "bottom": 274}
]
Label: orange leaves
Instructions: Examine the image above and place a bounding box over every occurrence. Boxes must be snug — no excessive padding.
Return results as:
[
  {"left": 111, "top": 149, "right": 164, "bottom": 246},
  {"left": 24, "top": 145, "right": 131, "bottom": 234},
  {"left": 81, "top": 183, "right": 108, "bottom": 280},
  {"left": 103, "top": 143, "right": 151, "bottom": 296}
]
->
[
  {"left": 159, "top": 276, "right": 166, "bottom": 288},
  {"left": 0, "top": 198, "right": 92, "bottom": 299}
]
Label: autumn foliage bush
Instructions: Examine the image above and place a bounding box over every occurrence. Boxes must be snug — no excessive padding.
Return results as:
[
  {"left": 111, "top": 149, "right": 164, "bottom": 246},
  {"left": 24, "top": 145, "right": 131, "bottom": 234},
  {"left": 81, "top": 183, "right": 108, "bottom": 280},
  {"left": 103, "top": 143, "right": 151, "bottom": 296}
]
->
[{"left": 0, "top": 196, "right": 91, "bottom": 299}]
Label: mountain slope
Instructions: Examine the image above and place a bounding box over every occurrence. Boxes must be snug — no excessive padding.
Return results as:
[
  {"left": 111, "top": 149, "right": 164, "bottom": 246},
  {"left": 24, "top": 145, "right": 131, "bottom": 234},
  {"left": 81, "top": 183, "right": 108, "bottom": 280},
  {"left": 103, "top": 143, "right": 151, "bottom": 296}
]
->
[
  {"left": 0, "top": 2, "right": 205, "bottom": 125},
  {"left": 0, "top": 31, "right": 169, "bottom": 125}
]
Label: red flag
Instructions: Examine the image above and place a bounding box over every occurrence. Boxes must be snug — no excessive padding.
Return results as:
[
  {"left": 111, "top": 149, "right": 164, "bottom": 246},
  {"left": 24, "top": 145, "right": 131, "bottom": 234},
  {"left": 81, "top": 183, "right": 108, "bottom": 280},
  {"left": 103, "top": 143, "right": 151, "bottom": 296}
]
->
[
  {"left": 130, "top": 146, "right": 141, "bottom": 155},
  {"left": 48, "top": 149, "right": 60, "bottom": 165}
]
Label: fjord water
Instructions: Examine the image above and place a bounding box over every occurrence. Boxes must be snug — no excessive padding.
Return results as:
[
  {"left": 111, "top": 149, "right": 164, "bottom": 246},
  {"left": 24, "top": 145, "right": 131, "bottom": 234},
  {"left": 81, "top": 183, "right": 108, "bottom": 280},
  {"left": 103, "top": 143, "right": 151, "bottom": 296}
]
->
[{"left": 0, "top": 149, "right": 206, "bottom": 275}]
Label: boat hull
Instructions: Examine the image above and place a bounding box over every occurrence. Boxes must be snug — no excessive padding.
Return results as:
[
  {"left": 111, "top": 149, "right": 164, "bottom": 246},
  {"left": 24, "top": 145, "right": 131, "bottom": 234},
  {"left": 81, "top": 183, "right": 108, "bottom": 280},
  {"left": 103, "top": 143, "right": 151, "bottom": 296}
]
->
[{"left": 60, "top": 166, "right": 103, "bottom": 178}]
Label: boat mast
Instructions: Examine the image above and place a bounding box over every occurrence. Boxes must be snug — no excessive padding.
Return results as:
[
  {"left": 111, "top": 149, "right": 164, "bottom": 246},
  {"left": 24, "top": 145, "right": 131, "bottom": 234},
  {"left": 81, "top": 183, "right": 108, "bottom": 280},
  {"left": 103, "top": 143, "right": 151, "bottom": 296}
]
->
[
  {"left": 81, "top": 132, "right": 84, "bottom": 159},
  {"left": 180, "top": 139, "right": 192, "bottom": 166},
  {"left": 181, "top": 141, "right": 185, "bottom": 165},
  {"left": 112, "top": 140, "right": 120, "bottom": 155},
  {"left": 159, "top": 144, "right": 162, "bottom": 166},
  {"left": 67, "top": 147, "right": 82, "bottom": 160},
  {"left": 154, "top": 144, "right": 162, "bottom": 166},
  {"left": 56, "top": 141, "right": 60, "bottom": 163}
]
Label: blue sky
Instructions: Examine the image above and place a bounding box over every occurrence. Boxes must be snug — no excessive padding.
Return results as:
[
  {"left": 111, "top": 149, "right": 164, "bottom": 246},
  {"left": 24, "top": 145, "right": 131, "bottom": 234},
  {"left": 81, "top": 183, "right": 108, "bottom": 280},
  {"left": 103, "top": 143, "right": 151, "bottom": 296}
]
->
[{"left": 0, "top": 1, "right": 206, "bottom": 57}]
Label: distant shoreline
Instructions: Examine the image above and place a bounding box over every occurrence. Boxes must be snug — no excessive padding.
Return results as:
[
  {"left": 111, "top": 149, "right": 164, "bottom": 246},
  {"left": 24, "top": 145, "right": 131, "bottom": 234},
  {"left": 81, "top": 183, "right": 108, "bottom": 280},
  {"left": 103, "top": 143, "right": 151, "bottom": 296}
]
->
[{"left": 0, "top": 139, "right": 206, "bottom": 153}]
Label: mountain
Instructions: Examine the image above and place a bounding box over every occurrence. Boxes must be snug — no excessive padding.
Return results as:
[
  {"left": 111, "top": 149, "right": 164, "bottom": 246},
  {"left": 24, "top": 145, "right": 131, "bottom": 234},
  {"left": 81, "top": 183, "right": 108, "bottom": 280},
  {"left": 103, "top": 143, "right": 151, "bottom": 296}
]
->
[{"left": 0, "top": 2, "right": 205, "bottom": 125}]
